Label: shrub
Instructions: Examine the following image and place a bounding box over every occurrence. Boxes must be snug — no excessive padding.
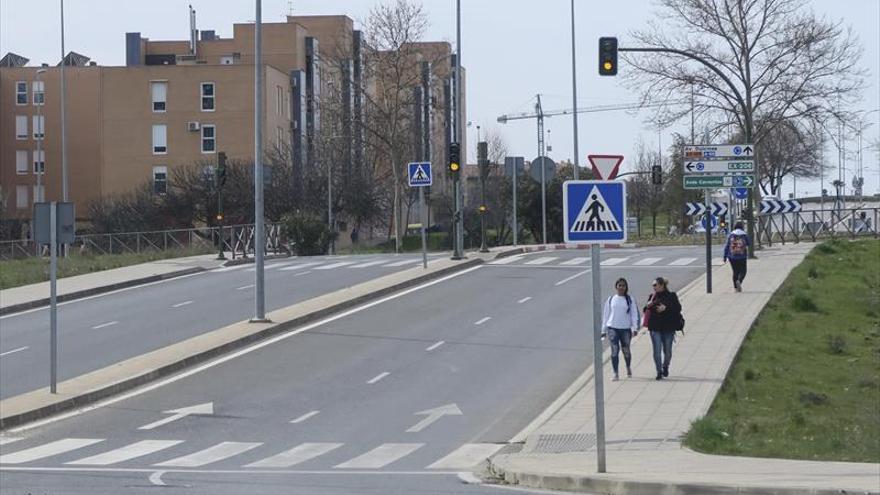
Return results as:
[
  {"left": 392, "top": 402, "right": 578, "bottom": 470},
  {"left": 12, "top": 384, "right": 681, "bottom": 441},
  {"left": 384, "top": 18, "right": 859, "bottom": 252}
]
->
[{"left": 281, "top": 211, "right": 334, "bottom": 256}]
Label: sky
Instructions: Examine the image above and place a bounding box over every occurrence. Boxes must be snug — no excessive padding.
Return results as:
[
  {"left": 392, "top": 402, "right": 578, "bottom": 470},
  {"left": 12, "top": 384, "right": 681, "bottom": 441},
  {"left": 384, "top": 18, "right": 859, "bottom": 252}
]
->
[{"left": 2, "top": 0, "right": 878, "bottom": 198}]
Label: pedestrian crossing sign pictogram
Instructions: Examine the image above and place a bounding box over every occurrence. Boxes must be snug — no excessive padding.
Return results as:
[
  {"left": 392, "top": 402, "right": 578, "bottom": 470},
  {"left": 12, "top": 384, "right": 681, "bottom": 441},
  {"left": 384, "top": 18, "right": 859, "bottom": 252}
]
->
[
  {"left": 563, "top": 180, "right": 627, "bottom": 244},
  {"left": 408, "top": 162, "right": 432, "bottom": 187}
]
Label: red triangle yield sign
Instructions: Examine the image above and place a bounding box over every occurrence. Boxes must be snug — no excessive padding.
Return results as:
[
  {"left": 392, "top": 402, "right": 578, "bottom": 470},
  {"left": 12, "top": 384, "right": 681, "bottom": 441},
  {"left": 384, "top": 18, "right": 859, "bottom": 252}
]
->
[{"left": 588, "top": 155, "right": 624, "bottom": 180}]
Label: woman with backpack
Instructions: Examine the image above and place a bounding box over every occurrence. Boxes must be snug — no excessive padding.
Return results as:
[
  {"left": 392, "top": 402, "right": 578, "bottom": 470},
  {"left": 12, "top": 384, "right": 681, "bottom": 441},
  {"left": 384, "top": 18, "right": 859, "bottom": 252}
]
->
[
  {"left": 723, "top": 221, "right": 751, "bottom": 292},
  {"left": 602, "top": 278, "right": 641, "bottom": 381},
  {"left": 643, "top": 277, "right": 682, "bottom": 380}
]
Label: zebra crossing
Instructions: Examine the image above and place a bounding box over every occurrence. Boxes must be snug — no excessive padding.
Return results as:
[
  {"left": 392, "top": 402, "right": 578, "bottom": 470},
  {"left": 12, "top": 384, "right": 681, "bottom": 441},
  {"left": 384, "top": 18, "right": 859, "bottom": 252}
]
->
[
  {"left": 488, "top": 254, "right": 701, "bottom": 268},
  {"left": 0, "top": 437, "right": 505, "bottom": 471},
  {"left": 231, "top": 257, "right": 427, "bottom": 274}
]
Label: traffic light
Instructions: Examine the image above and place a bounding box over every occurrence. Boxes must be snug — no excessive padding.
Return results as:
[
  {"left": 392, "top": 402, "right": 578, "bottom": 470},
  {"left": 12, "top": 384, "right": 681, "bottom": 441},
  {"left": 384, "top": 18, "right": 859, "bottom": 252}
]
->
[
  {"left": 651, "top": 164, "right": 662, "bottom": 185},
  {"left": 217, "top": 152, "right": 228, "bottom": 188},
  {"left": 448, "top": 142, "right": 461, "bottom": 180},
  {"left": 598, "top": 37, "right": 618, "bottom": 76}
]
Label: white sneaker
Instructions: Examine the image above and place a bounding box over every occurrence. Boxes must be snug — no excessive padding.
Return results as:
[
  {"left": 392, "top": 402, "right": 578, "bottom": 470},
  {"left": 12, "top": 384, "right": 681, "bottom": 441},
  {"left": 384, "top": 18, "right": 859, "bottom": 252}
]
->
[{"left": 612, "top": 373, "right": 619, "bottom": 381}]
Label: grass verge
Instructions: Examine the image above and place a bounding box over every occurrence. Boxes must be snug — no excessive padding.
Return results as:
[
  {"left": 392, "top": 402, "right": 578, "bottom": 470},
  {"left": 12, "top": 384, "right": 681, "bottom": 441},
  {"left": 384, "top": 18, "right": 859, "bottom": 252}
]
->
[
  {"left": 684, "top": 239, "right": 880, "bottom": 463},
  {"left": 0, "top": 247, "right": 213, "bottom": 290}
]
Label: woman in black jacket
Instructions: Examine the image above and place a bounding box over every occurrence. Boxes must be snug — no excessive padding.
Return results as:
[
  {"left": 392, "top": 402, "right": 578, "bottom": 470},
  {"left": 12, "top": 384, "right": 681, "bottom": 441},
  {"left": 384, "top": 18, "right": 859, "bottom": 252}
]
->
[{"left": 643, "top": 277, "right": 682, "bottom": 380}]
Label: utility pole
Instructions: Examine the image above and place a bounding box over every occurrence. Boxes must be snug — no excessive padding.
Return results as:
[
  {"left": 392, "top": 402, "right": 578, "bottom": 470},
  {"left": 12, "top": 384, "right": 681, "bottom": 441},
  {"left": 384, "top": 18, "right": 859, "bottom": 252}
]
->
[
  {"left": 252, "top": 0, "right": 268, "bottom": 322},
  {"left": 569, "top": 0, "right": 580, "bottom": 181},
  {"left": 453, "top": 0, "right": 464, "bottom": 258},
  {"left": 478, "top": 141, "right": 489, "bottom": 253}
]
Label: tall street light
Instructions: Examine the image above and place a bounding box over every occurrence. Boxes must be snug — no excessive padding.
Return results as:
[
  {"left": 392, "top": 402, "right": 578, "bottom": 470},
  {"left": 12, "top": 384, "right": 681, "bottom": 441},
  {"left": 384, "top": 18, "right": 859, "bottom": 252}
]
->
[
  {"left": 252, "top": 0, "right": 268, "bottom": 322},
  {"left": 59, "top": 0, "right": 68, "bottom": 202},
  {"left": 569, "top": 0, "right": 580, "bottom": 180}
]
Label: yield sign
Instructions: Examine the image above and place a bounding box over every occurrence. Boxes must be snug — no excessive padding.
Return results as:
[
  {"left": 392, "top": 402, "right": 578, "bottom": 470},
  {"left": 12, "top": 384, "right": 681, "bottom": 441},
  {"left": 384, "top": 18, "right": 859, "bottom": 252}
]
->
[{"left": 588, "top": 155, "right": 624, "bottom": 180}]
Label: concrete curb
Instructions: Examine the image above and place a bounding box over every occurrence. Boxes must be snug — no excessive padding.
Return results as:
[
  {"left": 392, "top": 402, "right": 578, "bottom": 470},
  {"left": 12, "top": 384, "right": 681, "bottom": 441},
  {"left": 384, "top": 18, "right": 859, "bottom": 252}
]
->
[
  {"left": 0, "top": 267, "right": 207, "bottom": 317},
  {"left": 220, "top": 252, "right": 291, "bottom": 267},
  {"left": 0, "top": 255, "right": 492, "bottom": 430}
]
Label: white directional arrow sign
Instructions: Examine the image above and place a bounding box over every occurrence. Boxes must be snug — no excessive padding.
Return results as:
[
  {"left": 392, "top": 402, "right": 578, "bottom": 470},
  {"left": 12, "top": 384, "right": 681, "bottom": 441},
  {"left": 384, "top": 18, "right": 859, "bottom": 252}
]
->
[
  {"left": 138, "top": 402, "right": 214, "bottom": 430},
  {"left": 406, "top": 403, "right": 462, "bottom": 433}
]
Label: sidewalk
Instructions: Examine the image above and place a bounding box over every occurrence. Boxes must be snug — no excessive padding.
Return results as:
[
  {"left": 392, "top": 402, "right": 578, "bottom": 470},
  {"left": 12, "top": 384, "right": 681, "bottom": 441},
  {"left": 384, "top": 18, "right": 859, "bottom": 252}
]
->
[{"left": 487, "top": 243, "right": 880, "bottom": 495}]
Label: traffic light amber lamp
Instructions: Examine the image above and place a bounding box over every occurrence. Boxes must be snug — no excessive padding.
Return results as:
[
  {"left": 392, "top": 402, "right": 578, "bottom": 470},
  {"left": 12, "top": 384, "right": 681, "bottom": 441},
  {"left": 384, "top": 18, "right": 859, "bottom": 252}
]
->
[{"left": 598, "top": 36, "right": 618, "bottom": 76}]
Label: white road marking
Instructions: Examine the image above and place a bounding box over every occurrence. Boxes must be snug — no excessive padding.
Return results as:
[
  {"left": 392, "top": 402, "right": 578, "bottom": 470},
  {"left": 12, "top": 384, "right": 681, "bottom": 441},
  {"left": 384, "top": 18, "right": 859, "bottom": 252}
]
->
[
  {"left": 634, "top": 257, "right": 662, "bottom": 266},
  {"left": 384, "top": 259, "right": 422, "bottom": 267},
  {"left": 245, "top": 443, "right": 342, "bottom": 468},
  {"left": 0, "top": 436, "right": 25, "bottom": 446},
  {"left": 406, "top": 404, "right": 462, "bottom": 433},
  {"left": 524, "top": 257, "right": 556, "bottom": 265},
  {"left": 367, "top": 372, "right": 390, "bottom": 384},
  {"left": 425, "top": 341, "right": 445, "bottom": 352},
  {"left": 171, "top": 300, "right": 193, "bottom": 308},
  {"left": 0, "top": 466, "right": 459, "bottom": 476},
  {"left": 154, "top": 442, "right": 262, "bottom": 468},
  {"left": 600, "top": 257, "right": 629, "bottom": 266},
  {"left": 555, "top": 270, "right": 590, "bottom": 286},
  {"left": 212, "top": 265, "right": 250, "bottom": 273},
  {"left": 0, "top": 438, "right": 104, "bottom": 464},
  {"left": 669, "top": 257, "right": 698, "bottom": 266},
  {"left": 517, "top": 297, "right": 532, "bottom": 304},
  {"left": 292, "top": 271, "right": 312, "bottom": 277},
  {"left": 349, "top": 260, "right": 387, "bottom": 268},
  {"left": 560, "top": 257, "right": 589, "bottom": 266},
  {"left": 91, "top": 321, "right": 119, "bottom": 330},
  {"left": 474, "top": 317, "right": 491, "bottom": 325},
  {"left": 0, "top": 346, "right": 29, "bottom": 358},
  {"left": 148, "top": 471, "right": 167, "bottom": 486},
  {"left": 334, "top": 443, "right": 424, "bottom": 469},
  {"left": 289, "top": 410, "right": 320, "bottom": 424},
  {"left": 488, "top": 255, "right": 525, "bottom": 265},
  {"left": 66, "top": 440, "right": 183, "bottom": 466},
  {"left": 5, "top": 266, "right": 484, "bottom": 434},
  {"left": 279, "top": 262, "right": 320, "bottom": 271},
  {"left": 236, "top": 284, "right": 255, "bottom": 291},
  {"left": 138, "top": 402, "right": 214, "bottom": 431},
  {"left": 427, "top": 443, "right": 505, "bottom": 470},
  {"left": 313, "top": 262, "right": 356, "bottom": 270}
]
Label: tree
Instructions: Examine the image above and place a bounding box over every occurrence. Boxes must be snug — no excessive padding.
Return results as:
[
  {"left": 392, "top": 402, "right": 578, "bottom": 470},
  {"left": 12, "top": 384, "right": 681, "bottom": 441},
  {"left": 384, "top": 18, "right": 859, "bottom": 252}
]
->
[
  {"left": 736, "top": 120, "right": 825, "bottom": 196},
  {"left": 627, "top": 140, "right": 667, "bottom": 236}
]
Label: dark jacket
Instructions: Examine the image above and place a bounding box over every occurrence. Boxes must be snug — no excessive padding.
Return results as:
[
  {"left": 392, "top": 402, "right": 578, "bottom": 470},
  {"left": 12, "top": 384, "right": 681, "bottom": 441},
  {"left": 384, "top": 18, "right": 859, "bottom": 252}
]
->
[{"left": 644, "top": 290, "right": 682, "bottom": 333}]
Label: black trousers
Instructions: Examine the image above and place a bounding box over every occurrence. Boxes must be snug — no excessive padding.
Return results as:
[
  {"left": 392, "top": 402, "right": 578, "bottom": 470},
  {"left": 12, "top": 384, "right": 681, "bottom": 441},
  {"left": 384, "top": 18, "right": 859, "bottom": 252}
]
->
[{"left": 730, "top": 258, "right": 747, "bottom": 286}]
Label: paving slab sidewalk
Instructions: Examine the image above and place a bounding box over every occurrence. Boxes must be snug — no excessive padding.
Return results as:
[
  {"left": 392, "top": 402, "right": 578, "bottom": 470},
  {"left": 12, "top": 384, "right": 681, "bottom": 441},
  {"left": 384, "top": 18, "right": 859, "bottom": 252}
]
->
[{"left": 487, "top": 243, "right": 880, "bottom": 495}]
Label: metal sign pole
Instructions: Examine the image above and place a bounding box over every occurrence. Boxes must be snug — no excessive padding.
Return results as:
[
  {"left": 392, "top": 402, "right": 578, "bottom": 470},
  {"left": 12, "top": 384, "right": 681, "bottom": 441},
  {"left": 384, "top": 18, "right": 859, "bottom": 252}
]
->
[
  {"left": 420, "top": 186, "right": 427, "bottom": 269},
  {"left": 49, "top": 202, "right": 58, "bottom": 393},
  {"left": 705, "top": 189, "right": 712, "bottom": 293},
  {"left": 590, "top": 243, "right": 606, "bottom": 472},
  {"left": 513, "top": 164, "right": 518, "bottom": 246},
  {"left": 541, "top": 161, "right": 547, "bottom": 244}
]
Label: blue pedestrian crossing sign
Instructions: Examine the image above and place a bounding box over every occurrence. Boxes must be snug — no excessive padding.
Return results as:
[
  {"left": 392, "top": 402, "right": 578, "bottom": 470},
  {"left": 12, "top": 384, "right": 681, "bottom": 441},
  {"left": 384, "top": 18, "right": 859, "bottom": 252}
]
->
[
  {"left": 563, "top": 180, "right": 627, "bottom": 244},
  {"left": 408, "top": 162, "right": 432, "bottom": 187}
]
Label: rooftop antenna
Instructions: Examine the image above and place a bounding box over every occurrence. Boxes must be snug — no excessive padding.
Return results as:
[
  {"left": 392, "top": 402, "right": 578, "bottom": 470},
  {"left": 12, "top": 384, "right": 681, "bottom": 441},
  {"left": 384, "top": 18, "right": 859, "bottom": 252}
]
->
[
  {"left": 189, "top": 5, "right": 197, "bottom": 55},
  {"left": 287, "top": 0, "right": 294, "bottom": 17}
]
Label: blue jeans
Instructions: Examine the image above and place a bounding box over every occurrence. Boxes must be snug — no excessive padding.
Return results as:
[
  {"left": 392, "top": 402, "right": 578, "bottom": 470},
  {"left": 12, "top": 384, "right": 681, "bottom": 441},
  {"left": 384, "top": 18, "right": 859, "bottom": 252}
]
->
[
  {"left": 650, "top": 331, "right": 674, "bottom": 375},
  {"left": 607, "top": 327, "right": 632, "bottom": 374}
]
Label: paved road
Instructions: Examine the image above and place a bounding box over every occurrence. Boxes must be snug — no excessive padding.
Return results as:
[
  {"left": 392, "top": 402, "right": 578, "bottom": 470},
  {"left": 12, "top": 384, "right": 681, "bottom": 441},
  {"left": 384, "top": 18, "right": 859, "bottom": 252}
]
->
[
  {"left": 0, "top": 246, "right": 712, "bottom": 494},
  {"left": 0, "top": 253, "right": 444, "bottom": 399}
]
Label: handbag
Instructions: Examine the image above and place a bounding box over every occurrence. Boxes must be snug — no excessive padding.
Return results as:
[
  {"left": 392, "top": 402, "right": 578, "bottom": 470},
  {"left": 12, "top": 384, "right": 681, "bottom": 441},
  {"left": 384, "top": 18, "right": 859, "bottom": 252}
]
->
[{"left": 642, "top": 294, "right": 653, "bottom": 328}]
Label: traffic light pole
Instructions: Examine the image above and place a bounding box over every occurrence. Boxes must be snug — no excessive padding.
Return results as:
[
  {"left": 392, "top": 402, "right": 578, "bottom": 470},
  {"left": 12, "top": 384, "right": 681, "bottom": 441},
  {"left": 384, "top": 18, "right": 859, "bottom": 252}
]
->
[{"left": 217, "top": 186, "right": 225, "bottom": 260}]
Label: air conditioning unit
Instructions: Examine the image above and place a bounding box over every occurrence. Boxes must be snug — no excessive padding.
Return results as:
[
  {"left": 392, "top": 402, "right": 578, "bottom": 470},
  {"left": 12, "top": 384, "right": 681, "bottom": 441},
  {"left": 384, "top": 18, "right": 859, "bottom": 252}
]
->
[{"left": 187, "top": 121, "right": 201, "bottom": 132}]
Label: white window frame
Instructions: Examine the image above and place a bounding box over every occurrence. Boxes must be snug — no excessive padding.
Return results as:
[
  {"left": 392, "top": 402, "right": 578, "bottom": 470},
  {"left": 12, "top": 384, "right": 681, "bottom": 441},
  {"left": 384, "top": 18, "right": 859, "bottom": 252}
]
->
[
  {"left": 16, "top": 150, "right": 29, "bottom": 175},
  {"left": 16, "top": 81, "right": 27, "bottom": 105},
  {"left": 276, "top": 85, "right": 283, "bottom": 116},
  {"left": 200, "top": 82, "right": 215, "bottom": 112},
  {"left": 33, "top": 184, "right": 45, "bottom": 203},
  {"left": 33, "top": 149, "right": 45, "bottom": 174},
  {"left": 201, "top": 124, "right": 216, "bottom": 154},
  {"left": 151, "top": 81, "right": 167, "bottom": 113},
  {"left": 153, "top": 166, "right": 168, "bottom": 195},
  {"left": 15, "top": 115, "right": 28, "bottom": 140},
  {"left": 152, "top": 124, "right": 167, "bottom": 154},
  {"left": 32, "top": 80, "right": 45, "bottom": 105},
  {"left": 16, "top": 185, "right": 28, "bottom": 209},
  {"left": 32, "top": 115, "right": 44, "bottom": 140}
]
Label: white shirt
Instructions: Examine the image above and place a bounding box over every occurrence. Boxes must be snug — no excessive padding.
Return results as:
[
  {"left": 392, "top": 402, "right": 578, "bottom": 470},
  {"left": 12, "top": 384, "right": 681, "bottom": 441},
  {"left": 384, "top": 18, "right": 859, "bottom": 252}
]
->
[{"left": 603, "top": 294, "right": 641, "bottom": 330}]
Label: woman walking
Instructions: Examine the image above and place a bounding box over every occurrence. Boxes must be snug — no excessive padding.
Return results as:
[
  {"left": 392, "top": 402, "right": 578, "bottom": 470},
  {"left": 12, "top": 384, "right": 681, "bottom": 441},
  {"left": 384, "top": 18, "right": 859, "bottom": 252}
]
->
[
  {"left": 723, "top": 221, "right": 751, "bottom": 292},
  {"left": 602, "top": 278, "right": 641, "bottom": 381},
  {"left": 643, "top": 277, "right": 682, "bottom": 380}
]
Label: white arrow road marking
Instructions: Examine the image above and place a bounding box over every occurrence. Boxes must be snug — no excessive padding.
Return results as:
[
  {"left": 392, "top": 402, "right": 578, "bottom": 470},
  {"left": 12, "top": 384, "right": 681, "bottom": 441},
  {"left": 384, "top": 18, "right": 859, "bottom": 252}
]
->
[
  {"left": 245, "top": 442, "right": 343, "bottom": 468},
  {"left": 289, "top": 410, "right": 320, "bottom": 424},
  {"left": 334, "top": 443, "right": 424, "bottom": 469},
  {"left": 406, "top": 403, "right": 463, "bottom": 433},
  {"left": 0, "top": 438, "right": 104, "bottom": 464},
  {"left": 138, "top": 402, "right": 214, "bottom": 430},
  {"left": 148, "top": 471, "right": 167, "bottom": 486},
  {"left": 0, "top": 346, "right": 29, "bottom": 358},
  {"left": 67, "top": 440, "right": 183, "bottom": 465},
  {"left": 91, "top": 321, "right": 119, "bottom": 330}
]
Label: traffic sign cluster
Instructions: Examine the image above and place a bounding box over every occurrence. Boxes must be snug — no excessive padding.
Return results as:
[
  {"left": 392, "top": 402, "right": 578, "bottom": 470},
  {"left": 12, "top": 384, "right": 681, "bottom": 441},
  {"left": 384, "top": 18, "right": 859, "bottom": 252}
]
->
[
  {"left": 682, "top": 144, "right": 755, "bottom": 190},
  {"left": 760, "top": 199, "right": 802, "bottom": 214}
]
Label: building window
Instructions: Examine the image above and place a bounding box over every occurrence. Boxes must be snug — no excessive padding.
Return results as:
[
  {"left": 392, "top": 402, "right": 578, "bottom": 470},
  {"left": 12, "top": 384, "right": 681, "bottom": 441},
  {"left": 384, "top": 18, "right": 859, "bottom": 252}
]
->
[
  {"left": 201, "top": 82, "right": 215, "bottom": 111},
  {"left": 15, "top": 115, "right": 28, "bottom": 139},
  {"left": 34, "top": 184, "right": 45, "bottom": 203},
  {"left": 32, "top": 115, "right": 44, "bottom": 140},
  {"left": 33, "top": 149, "right": 45, "bottom": 174},
  {"left": 16, "top": 150, "right": 29, "bottom": 175},
  {"left": 152, "top": 124, "right": 167, "bottom": 154},
  {"left": 276, "top": 126, "right": 284, "bottom": 148},
  {"left": 276, "top": 85, "right": 283, "bottom": 116},
  {"left": 33, "top": 81, "right": 45, "bottom": 105},
  {"left": 153, "top": 166, "right": 168, "bottom": 195},
  {"left": 16, "top": 185, "right": 28, "bottom": 209},
  {"left": 16, "top": 81, "right": 27, "bottom": 105},
  {"left": 151, "top": 81, "right": 167, "bottom": 112},
  {"left": 201, "top": 124, "right": 216, "bottom": 153}
]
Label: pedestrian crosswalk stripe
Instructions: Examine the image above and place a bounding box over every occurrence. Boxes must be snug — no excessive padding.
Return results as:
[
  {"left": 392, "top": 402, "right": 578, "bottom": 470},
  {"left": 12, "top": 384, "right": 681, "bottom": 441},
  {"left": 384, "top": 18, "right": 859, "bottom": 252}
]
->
[
  {"left": 488, "top": 255, "right": 526, "bottom": 265},
  {"left": 427, "top": 443, "right": 506, "bottom": 470},
  {"left": 524, "top": 257, "right": 557, "bottom": 265},
  {"left": 0, "top": 438, "right": 104, "bottom": 465},
  {"left": 669, "top": 257, "right": 697, "bottom": 266},
  {"left": 349, "top": 260, "right": 387, "bottom": 268},
  {"left": 0, "top": 436, "right": 24, "bottom": 446},
  {"left": 279, "top": 262, "right": 321, "bottom": 271},
  {"left": 334, "top": 443, "right": 424, "bottom": 469},
  {"left": 313, "top": 261, "right": 356, "bottom": 270},
  {"left": 66, "top": 440, "right": 183, "bottom": 466},
  {"left": 383, "top": 259, "right": 422, "bottom": 267},
  {"left": 634, "top": 257, "right": 662, "bottom": 266},
  {"left": 245, "top": 442, "right": 343, "bottom": 468},
  {"left": 153, "top": 442, "right": 262, "bottom": 467},
  {"left": 600, "top": 257, "right": 629, "bottom": 266},
  {"left": 560, "top": 257, "right": 589, "bottom": 265}
]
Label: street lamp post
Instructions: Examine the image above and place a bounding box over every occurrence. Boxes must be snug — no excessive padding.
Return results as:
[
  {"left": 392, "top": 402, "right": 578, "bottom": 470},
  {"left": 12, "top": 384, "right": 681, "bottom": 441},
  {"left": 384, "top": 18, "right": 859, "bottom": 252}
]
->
[
  {"left": 569, "top": 0, "right": 580, "bottom": 181},
  {"left": 35, "top": 68, "right": 47, "bottom": 256},
  {"left": 251, "top": 0, "right": 268, "bottom": 322}
]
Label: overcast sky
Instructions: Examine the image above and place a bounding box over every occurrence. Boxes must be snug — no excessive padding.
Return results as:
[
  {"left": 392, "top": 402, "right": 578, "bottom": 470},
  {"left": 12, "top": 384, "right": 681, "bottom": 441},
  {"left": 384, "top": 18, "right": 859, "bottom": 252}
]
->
[{"left": 2, "top": 0, "right": 878, "bottom": 197}]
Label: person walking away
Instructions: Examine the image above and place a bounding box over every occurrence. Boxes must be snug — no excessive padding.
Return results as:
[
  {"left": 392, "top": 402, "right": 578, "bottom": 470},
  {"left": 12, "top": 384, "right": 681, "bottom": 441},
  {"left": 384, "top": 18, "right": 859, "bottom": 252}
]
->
[
  {"left": 602, "top": 278, "right": 641, "bottom": 381},
  {"left": 723, "top": 221, "right": 751, "bottom": 292},
  {"left": 644, "top": 277, "right": 682, "bottom": 380}
]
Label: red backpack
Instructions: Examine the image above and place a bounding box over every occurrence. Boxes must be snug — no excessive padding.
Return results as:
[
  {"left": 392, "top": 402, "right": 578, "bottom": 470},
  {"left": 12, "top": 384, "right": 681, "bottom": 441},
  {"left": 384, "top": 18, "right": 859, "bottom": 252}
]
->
[{"left": 730, "top": 235, "right": 747, "bottom": 256}]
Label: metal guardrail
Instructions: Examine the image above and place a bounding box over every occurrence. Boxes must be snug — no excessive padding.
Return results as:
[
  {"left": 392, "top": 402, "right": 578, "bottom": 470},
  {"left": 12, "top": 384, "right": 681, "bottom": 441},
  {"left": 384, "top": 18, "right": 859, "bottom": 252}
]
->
[
  {"left": 0, "top": 223, "right": 285, "bottom": 261},
  {"left": 758, "top": 207, "right": 879, "bottom": 246}
]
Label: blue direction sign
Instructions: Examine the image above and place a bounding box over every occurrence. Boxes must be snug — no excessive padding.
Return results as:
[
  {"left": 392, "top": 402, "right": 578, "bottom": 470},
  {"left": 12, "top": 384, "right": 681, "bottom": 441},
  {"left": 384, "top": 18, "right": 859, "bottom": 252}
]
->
[
  {"left": 733, "top": 187, "right": 749, "bottom": 199},
  {"left": 563, "top": 180, "right": 627, "bottom": 244},
  {"left": 407, "top": 162, "right": 432, "bottom": 187}
]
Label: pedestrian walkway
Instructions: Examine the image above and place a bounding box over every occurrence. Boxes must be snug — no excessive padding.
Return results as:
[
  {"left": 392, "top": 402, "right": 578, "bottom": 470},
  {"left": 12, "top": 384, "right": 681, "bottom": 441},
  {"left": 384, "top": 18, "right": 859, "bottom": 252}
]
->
[
  {"left": 487, "top": 243, "right": 880, "bottom": 495},
  {"left": 488, "top": 254, "right": 706, "bottom": 268}
]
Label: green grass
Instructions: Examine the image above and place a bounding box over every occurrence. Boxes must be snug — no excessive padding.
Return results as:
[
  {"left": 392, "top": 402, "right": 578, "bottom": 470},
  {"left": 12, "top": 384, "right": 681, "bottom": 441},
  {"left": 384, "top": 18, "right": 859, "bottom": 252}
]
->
[
  {"left": 683, "top": 239, "right": 880, "bottom": 462},
  {"left": 0, "top": 247, "right": 213, "bottom": 290}
]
